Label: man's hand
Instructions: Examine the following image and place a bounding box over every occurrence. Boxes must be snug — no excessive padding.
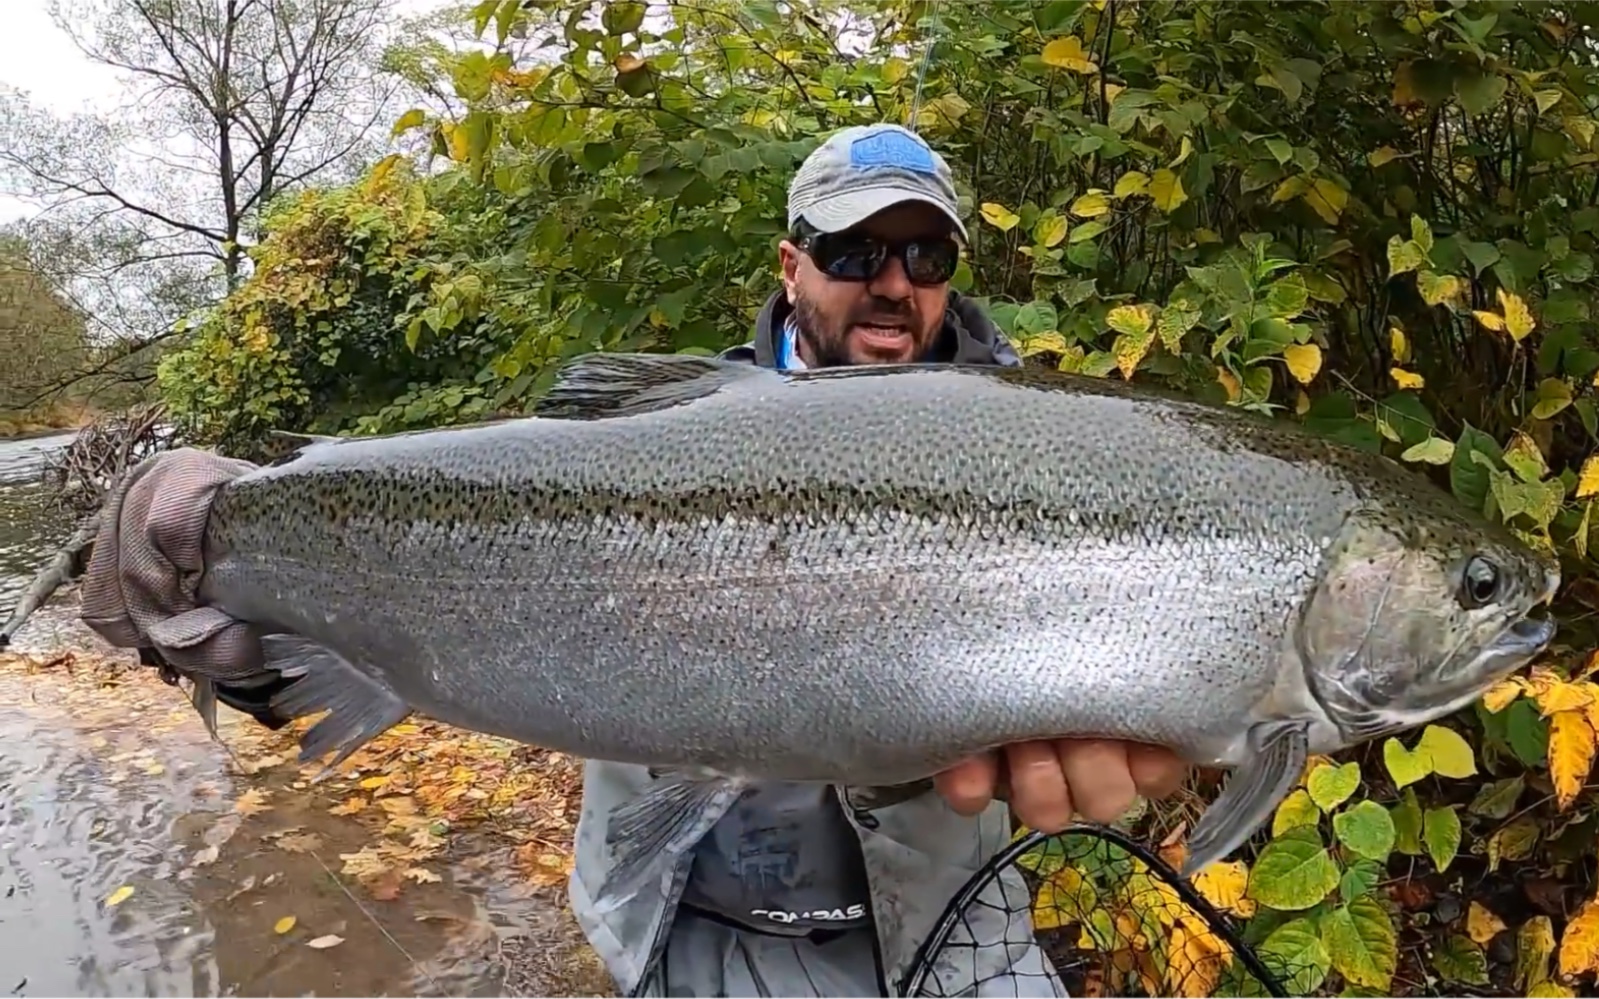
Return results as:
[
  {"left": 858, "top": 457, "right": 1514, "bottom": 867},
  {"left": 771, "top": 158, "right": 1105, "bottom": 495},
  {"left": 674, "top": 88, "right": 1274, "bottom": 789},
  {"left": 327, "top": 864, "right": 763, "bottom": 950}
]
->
[{"left": 933, "top": 739, "right": 1189, "bottom": 830}]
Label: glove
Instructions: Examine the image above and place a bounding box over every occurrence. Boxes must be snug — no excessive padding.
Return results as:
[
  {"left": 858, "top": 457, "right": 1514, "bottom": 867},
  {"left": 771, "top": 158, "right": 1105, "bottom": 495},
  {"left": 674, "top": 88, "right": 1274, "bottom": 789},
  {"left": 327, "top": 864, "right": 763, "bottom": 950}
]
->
[{"left": 80, "top": 447, "right": 267, "bottom": 683}]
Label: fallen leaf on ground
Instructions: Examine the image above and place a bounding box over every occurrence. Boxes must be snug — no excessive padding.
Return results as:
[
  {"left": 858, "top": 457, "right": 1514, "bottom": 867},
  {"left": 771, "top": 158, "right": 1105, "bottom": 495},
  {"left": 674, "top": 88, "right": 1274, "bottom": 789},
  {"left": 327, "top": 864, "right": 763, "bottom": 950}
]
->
[
  {"left": 190, "top": 845, "right": 220, "bottom": 868},
  {"left": 274, "top": 916, "right": 297, "bottom": 935},
  {"left": 104, "top": 885, "right": 134, "bottom": 907},
  {"left": 404, "top": 866, "right": 442, "bottom": 884},
  {"left": 329, "top": 796, "right": 367, "bottom": 816},
  {"left": 234, "top": 788, "right": 272, "bottom": 816},
  {"left": 275, "top": 832, "right": 323, "bottom": 854},
  {"left": 307, "top": 934, "right": 344, "bottom": 949},
  {"left": 1467, "top": 901, "right": 1507, "bottom": 944}
]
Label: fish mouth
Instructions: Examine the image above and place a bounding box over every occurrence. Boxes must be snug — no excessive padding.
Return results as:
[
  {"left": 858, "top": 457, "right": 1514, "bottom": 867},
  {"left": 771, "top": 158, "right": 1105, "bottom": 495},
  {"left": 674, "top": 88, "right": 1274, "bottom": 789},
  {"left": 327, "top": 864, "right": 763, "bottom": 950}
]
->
[{"left": 1487, "top": 617, "right": 1557, "bottom": 659}]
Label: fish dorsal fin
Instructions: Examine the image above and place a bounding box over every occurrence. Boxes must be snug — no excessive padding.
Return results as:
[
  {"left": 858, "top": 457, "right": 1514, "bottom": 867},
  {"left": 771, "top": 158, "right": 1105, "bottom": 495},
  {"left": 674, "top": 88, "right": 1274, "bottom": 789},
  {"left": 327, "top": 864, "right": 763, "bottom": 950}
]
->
[
  {"left": 532, "top": 351, "right": 770, "bottom": 421},
  {"left": 261, "top": 429, "right": 347, "bottom": 466}
]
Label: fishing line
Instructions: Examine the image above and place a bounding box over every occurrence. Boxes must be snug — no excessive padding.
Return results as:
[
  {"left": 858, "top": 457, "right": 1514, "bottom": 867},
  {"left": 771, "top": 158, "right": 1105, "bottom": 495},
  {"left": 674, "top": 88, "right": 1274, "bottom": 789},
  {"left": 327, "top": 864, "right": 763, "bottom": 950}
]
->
[{"left": 907, "top": 0, "right": 943, "bottom": 132}]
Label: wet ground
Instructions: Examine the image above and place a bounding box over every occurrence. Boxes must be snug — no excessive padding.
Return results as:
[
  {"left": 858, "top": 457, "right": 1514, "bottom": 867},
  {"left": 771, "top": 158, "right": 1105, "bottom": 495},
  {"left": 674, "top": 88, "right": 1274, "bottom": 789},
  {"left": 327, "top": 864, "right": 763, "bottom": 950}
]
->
[{"left": 0, "top": 433, "right": 612, "bottom": 997}]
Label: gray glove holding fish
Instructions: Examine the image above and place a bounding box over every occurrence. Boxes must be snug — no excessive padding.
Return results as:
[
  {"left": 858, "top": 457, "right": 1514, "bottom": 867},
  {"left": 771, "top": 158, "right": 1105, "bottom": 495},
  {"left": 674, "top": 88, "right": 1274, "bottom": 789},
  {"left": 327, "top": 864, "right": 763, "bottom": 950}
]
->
[{"left": 80, "top": 447, "right": 265, "bottom": 681}]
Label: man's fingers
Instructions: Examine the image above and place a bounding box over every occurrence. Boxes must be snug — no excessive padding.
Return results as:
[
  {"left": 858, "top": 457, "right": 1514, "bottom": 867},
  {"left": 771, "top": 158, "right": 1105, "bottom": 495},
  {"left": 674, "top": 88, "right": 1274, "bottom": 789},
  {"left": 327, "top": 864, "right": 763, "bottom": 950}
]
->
[
  {"left": 1004, "top": 741, "right": 1074, "bottom": 832},
  {"left": 933, "top": 752, "right": 1000, "bottom": 816},
  {"left": 1127, "top": 742, "right": 1190, "bottom": 800},
  {"left": 1056, "top": 738, "right": 1138, "bottom": 825}
]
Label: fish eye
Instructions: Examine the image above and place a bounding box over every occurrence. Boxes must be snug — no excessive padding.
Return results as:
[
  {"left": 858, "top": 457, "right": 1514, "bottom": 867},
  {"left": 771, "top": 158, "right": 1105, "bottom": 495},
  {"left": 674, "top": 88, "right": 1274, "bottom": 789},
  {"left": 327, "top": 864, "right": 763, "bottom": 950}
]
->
[{"left": 1459, "top": 555, "right": 1501, "bottom": 609}]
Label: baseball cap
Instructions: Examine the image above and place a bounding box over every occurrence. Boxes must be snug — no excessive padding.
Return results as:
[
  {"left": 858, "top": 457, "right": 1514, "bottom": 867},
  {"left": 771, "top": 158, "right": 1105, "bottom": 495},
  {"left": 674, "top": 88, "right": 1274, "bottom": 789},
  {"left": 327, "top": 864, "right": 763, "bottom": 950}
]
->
[{"left": 787, "top": 123, "right": 968, "bottom": 242}]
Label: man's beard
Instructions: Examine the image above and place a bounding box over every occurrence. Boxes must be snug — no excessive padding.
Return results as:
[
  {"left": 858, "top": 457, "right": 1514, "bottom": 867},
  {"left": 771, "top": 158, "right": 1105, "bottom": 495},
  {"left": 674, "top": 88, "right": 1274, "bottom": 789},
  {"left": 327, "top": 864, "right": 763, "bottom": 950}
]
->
[{"left": 791, "top": 290, "right": 929, "bottom": 368}]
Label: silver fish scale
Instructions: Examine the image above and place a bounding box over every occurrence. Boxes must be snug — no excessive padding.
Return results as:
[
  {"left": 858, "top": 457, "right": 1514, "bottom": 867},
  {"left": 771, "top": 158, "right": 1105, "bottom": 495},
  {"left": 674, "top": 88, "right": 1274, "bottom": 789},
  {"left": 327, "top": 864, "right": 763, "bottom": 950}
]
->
[{"left": 200, "top": 364, "right": 1459, "bottom": 783}]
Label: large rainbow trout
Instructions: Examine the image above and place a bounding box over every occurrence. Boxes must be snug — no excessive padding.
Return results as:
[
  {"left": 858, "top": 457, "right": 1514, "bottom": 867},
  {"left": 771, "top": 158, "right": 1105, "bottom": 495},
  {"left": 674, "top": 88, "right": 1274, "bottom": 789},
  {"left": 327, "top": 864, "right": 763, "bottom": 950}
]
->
[{"left": 188, "top": 353, "right": 1559, "bottom": 910}]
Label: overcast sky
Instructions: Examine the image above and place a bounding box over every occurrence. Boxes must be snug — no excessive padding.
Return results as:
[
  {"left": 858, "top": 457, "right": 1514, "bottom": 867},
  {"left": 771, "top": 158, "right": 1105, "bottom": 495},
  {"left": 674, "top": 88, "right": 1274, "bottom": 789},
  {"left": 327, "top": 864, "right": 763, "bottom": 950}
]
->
[{"left": 0, "top": 0, "right": 450, "bottom": 224}]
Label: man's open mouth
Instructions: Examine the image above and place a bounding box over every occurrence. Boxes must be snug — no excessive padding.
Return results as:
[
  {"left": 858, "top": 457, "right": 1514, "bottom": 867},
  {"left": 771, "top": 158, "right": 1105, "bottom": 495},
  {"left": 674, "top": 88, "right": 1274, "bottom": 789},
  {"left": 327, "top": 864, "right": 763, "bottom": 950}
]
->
[{"left": 854, "top": 324, "right": 911, "bottom": 346}]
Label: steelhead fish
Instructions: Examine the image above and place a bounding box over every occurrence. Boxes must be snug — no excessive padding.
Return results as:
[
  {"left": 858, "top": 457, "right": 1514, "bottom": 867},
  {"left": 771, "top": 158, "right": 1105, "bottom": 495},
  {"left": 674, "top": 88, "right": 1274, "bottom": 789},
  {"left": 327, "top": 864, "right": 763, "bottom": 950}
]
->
[{"left": 185, "top": 353, "right": 1559, "bottom": 909}]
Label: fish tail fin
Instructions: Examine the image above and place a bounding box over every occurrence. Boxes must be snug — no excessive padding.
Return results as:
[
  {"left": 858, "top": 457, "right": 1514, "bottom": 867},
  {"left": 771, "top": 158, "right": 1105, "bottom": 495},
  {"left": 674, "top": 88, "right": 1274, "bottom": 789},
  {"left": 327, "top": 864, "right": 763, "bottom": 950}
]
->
[
  {"left": 261, "top": 634, "right": 413, "bottom": 775},
  {"left": 591, "top": 771, "right": 749, "bottom": 914}
]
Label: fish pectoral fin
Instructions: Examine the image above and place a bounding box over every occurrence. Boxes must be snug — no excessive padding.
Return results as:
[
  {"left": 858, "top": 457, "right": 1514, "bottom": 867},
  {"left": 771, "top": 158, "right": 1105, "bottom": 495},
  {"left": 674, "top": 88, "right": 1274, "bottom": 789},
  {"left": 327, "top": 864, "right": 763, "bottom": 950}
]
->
[
  {"left": 261, "top": 634, "right": 413, "bottom": 776},
  {"left": 1179, "top": 719, "right": 1310, "bottom": 878},
  {"left": 532, "top": 352, "right": 768, "bottom": 421},
  {"left": 591, "top": 772, "right": 749, "bottom": 914}
]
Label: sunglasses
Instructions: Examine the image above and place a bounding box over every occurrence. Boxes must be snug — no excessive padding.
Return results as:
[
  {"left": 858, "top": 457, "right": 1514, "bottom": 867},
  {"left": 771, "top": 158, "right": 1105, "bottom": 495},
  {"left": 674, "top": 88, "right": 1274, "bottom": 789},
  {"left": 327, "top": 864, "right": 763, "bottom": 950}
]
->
[{"left": 793, "top": 226, "right": 961, "bottom": 287}]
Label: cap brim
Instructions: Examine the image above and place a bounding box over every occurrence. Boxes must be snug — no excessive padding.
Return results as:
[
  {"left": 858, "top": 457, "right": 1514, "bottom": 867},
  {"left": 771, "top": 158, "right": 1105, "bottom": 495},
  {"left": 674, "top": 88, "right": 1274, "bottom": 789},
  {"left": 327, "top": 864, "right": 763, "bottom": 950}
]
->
[{"left": 799, "top": 186, "right": 969, "bottom": 242}]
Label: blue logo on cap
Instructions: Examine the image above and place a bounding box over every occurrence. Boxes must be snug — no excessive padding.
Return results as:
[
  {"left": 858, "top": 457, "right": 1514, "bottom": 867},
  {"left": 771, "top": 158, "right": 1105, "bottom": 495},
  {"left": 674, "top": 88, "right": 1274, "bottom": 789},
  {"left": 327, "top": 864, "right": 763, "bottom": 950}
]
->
[{"left": 849, "top": 129, "right": 936, "bottom": 174}]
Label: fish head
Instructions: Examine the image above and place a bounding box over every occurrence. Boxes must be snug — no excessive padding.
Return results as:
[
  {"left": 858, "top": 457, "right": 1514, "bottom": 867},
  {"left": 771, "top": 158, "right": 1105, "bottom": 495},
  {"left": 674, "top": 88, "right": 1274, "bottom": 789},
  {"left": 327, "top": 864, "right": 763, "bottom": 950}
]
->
[{"left": 1295, "top": 503, "right": 1559, "bottom": 746}]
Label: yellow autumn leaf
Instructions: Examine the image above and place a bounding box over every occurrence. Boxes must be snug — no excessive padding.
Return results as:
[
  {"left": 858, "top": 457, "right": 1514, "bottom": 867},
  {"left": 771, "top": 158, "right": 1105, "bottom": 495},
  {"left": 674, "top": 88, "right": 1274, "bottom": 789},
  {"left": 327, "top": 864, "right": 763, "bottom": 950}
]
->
[
  {"left": 1467, "top": 901, "right": 1507, "bottom": 944},
  {"left": 1271, "top": 176, "right": 1309, "bottom": 204},
  {"left": 1369, "top": 145, "right": 1403, "bottom": 167},
  {"left": 1113, "top": 171, "right": 1150, "bottom": 198},
  {"left": 274, "top": 915, "right": 298, "bottom": 935},
  {"left": 1166, "top": 916, "right": 1231, "bottom": 997},
  {"left": 1216, "top": 366, "right": 1241, "bottom": 403},
  {"left": 1036, "top": 215, "right": 1068, "bottom": 249},
  {"left": 1295, "top": 389, "right": 1310, "bottom": 414},
  {"left": 1302, "top": 178, "right": 1348, "bottom": 224},
  {"left": 980, "top": 202, "right": 1021, "bottom": 232},
  {"left": 1482, "top": 678, "right": 1526, "bottom": 713},
  {"left": 1548, "top": 709, "right": 1597, "bottom": 811},
  {"left": 1391, "top": 367, "right": 1424, "bottom": 390},
  {"left": 1032, "top": 866, "right": 1094, "bottom": 930},
  {"left": 1528, "top": 983, "right": 1577, "bottom": 998},
  {"left": 1149, "top": 169, "right": 1187, "bottom": 213},
  {"left": 1577, "top": 456, "right": 1599, "bottom": 499},
  {"left": 1533, "top": 678, "right": 1596, "bottom": 716},
  {"left": 1070, "top": 191, "right": 1111, "bottom": 219},
  {"left": 1498, "top": 287, "right": 1537, "bottom": 341},
  {"left": 1473, "top": 309, "right": 1507, "bottom": 332},
  {"left": 1040, "top": 36, "right": 1099, "bottom": 74},
  {"left": 1389, "top": 325, "right": 1410, "bottom": 363},
  {"left": 1282, "top": 343, "right": 1322, "bottom": 384},
  {"left": 104, "top": 885, "right": 135, "bottom": 907},
  {"left": 1559, "top": 897, "right": 1599, "bottom": 978},
  {"left": 1519, "top": 916, "right": 1558, "bottom": 992},
  {"left": 1191, "top": 860, "right": 1255, "bottom": 918}
]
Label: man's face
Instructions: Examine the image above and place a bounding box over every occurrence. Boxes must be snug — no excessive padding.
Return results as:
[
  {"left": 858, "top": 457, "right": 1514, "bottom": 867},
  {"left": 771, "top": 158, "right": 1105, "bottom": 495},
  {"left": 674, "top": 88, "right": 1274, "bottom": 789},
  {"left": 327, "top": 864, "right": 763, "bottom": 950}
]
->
[{"left": 778, "top": 201, "right": 957, "bottom": 367}]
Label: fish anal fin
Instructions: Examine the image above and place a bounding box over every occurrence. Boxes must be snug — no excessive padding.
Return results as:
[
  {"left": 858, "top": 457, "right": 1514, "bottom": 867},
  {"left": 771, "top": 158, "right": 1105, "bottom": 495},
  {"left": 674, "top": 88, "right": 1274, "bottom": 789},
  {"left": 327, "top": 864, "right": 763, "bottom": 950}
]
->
[
  {"left": 1180, "top": 719, "right": 1310, "bottom": 878},
  {"left": 261, "top": 634, "right": 412, "bottom": 775},
  {"left": 591, "top": 770, "right": 750, "bottom": 913},
  {"left": 532, "top": 352, "right": 768, "bottom": 421}
]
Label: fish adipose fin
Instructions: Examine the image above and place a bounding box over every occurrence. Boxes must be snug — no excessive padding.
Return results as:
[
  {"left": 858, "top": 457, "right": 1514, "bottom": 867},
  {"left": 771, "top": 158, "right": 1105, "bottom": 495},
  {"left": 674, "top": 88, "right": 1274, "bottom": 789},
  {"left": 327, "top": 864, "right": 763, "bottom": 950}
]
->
[
  {"left": 591, "top": 771, "right": 750, "bottom": 914},
  {"left": 1180, "top": 719, "right": 1310, "bottom": 878},
  {"left": 532, "top": 352, "right": 770, "bottom": 421},
  {"left": 260, "top": 635, "right": 413, "bottom": 777}
]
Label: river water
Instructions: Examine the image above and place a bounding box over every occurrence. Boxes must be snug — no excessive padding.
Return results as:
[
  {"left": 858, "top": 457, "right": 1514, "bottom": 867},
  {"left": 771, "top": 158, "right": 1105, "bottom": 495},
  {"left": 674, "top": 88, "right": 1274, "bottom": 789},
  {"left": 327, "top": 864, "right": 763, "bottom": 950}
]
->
[{"left": 0, "top": 433, "right": 610, "bottom": 997}]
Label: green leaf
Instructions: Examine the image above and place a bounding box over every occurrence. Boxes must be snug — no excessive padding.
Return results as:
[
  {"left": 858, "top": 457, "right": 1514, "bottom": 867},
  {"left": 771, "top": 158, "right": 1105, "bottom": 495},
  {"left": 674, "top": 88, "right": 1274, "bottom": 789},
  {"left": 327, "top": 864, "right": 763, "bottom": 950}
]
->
[
  {"left": 1264, "top": 138, "right": 1293, "bottom": 165},
  {"left": 1382, "top": 738, "right": 1432, "bottom": 789},
  {"left": 1467, "top": 776, "right": 1525, "bottom": 819},
  {"left": 1305, "top": 762, "right": 1360, "bottom": 811},
  {"left": 1320, "top": 896, "right": 1399, "bottom": 990},
  {"left": 1068, "top": 219, "right": 1107, "bottom": 244},
  {"left": 1409, "top": 216, "right": 1434, "bottom": 254},
  {"left": 1531, "top": 377, "right": 1574, "bottom": 421},
  {"left": 1450, "top": 423, "right": 1504, "bottom": 513},
  {"left": 1390, "top": 787, "right": 1423, "bottom": 855},
  {"left": 1387, "top": 236, "right": 1426, "bottom": 277},
  {"left": 1460, "top": 240, "right": 1502, "bottom": 275},
  {"left": 1506, "top": 699, "right": 1550, "bottom": 766},
  {"left": 1264, "top": 273, "right": 1309, "bottom": 319},
  {"left": 1273, "top": 788, "right": 1322, "bottom": 836},
  {"left": 1417, "top": 724, "right": 1477, "bottom": 779},
  {"left": 1456, "top": 70, "right": 1508, "bottom": 115},
  {"left": 1339, "top": 858, "right": 1383, "bottom": 900},
  {"left": 1422, "top": 805, "right": 1462, "bottom": 872},
  {"left": 1431, "top": 934, "right": 1490, "bottom": 986},
  {"left": 1015, "top": 301, "right": 1059, "bottom": 337},
  {"left": 392, "top": 108, "right": 428, "bottom": 136},
  {"left": 1400, "top": 436, "right": 1455, "bottom": 464},
  {"left": 1246, "top": 831, "right": 1340, "bottom": 911},
  {"left": 1257, "top": 917, "right": 1332, "bottom": 995},
  {"left": 1333, "top": 801, "right": 1396, "bottom": 863}
]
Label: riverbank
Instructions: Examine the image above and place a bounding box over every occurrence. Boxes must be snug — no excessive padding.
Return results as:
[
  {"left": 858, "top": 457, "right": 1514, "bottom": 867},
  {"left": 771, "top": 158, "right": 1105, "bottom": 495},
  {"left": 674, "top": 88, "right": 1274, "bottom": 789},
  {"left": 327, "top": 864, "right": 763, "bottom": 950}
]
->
[
  {"left": 0, "top": 401, "right": 102, "bottom": 440},
  {"left": 0, "top": 599, "right": 614, "bottom": 997}
]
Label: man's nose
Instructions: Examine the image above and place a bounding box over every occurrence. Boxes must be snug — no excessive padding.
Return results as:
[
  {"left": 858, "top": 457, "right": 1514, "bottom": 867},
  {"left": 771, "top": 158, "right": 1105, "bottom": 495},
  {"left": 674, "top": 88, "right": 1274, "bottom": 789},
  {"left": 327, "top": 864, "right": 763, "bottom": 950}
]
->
[{"left": 867, "top": 254, "right": 914, "bottom": 300}]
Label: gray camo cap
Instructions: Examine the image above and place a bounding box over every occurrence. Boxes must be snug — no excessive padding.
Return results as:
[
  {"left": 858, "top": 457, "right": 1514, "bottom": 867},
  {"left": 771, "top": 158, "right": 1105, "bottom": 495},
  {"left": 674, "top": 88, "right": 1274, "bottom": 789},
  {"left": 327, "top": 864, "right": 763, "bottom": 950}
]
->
[{"left": 787, "top": 124, "right": 968, "bottom": 242}]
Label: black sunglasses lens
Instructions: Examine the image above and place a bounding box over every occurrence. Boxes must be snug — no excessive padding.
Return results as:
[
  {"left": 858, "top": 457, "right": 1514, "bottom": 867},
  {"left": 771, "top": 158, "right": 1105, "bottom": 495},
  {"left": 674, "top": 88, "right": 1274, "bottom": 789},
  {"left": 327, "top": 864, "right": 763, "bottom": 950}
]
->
[
  {"left": 906, "top": 241, "right": 957, "bottom": 284},
  {"left": 809, "top": 234, "right": 959, "bottom": 284}
]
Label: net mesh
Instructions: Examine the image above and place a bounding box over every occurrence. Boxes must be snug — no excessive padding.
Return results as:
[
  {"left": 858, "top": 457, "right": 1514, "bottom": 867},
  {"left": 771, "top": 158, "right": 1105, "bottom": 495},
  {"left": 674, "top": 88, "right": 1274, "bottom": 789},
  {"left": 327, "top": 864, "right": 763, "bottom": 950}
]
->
[{"left": 901, "top": 826, "right": 1307, "bottom": 999}]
